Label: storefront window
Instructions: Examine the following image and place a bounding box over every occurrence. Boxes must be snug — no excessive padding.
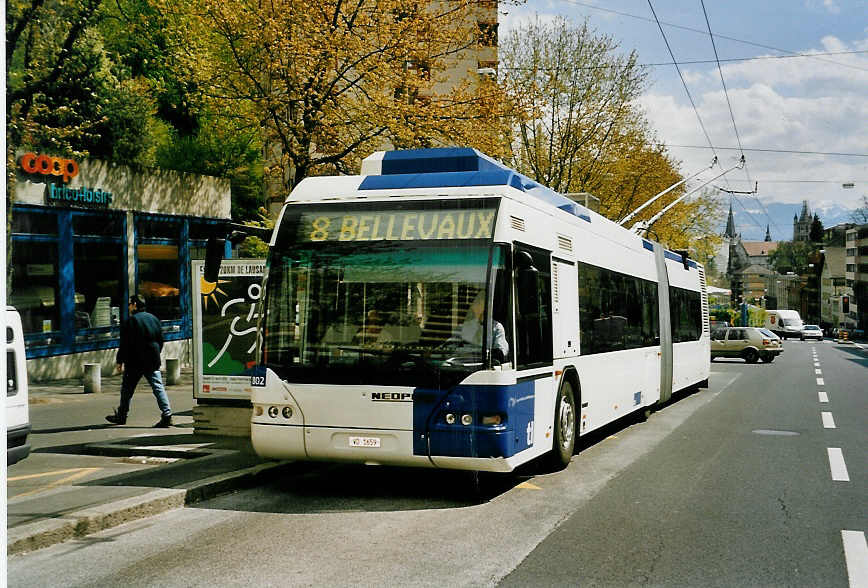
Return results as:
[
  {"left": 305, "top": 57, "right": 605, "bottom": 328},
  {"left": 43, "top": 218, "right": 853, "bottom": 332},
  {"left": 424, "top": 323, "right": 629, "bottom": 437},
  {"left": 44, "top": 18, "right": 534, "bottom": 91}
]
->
[
  {"left": 138, "top": 217, "right": 180, "bottom": 239},
  {"left": 12, "top": 210, "right": 57, "bottom": 235},
  {"left": 9, "top": 241, "right": 60, "bottom": 338},
  {"left": 137, "top": 243, "right": 182, "bottom": 321},
  {"left": 136, "top": 213, "right": 184, "bottom": 323},
  {"left": 74, "top": 242, "right": 125, "bottom": 338},
  {"left": 73, "top": 213, "right": 125, "bottom": 237}
]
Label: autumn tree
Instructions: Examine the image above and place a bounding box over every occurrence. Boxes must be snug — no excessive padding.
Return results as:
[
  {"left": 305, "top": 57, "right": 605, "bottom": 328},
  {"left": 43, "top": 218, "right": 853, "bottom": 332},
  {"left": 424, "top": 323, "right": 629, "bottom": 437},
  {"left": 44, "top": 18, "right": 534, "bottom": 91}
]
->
[
  {"left": 499, "top": 17, "right": 645, "bottom": 193},
  {"left": 158, "top": 0, "right": 511, "bottom": 201},
  {"left": 6, "top": 0, "right": 162, "bottom": 166},
  {"left": 768, "top": 241, "right": 816, "bottom": 274},
  {"left": 498, "top": 16, "right": 724, "bottom": 250}
]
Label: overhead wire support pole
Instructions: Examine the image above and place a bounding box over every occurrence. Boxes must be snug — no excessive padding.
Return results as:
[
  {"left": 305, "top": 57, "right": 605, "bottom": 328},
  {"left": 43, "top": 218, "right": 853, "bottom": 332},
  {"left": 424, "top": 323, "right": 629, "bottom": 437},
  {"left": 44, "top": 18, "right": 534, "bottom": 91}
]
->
[
  {"left": 618, "top": 157, "right": 717, "bottom": 226},
  {"left": 632, "top": 156, "right": 745, "bottom": 235}
]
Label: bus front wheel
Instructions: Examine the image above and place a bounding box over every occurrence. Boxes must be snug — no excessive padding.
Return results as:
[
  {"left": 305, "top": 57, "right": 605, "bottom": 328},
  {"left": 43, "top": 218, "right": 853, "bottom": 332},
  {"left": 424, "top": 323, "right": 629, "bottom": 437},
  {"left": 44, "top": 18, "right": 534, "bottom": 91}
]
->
[{"left": 547, "top": 381, "right": 577, "bottom": 470}]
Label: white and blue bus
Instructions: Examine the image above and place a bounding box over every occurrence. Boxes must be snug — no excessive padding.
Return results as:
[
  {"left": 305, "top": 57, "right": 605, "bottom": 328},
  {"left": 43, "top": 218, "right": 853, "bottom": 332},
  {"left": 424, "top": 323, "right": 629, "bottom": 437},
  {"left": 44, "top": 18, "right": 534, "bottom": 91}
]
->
[{"left": 249, "top": 148, "right": 709, "bottom": 472}]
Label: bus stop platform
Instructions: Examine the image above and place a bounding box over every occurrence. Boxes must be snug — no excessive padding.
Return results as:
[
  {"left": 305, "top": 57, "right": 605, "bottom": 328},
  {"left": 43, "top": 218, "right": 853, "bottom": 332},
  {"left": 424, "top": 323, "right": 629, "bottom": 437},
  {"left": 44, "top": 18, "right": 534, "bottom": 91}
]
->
[{"left": 6, "top": 369, "right": 292, "bottom": 556}]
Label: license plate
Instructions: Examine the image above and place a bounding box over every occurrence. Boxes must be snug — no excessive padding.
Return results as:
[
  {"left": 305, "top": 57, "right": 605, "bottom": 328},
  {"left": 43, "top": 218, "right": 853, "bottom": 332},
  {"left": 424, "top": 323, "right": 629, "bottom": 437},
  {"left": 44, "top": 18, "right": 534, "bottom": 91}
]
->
[{"left": 349, "top": 436, "right": 381, "bottom": 448}]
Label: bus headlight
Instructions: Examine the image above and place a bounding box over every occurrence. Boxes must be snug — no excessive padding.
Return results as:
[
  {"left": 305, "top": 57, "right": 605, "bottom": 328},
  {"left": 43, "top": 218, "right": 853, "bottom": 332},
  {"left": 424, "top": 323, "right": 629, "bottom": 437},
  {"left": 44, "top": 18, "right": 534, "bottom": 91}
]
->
[
  {"left": 282, "top": 406, "right": 293, "bottom": 419},
  {"left": 461, "top": 414, "right": 473, "bottom": 426},
  {"left": 445, "top": 413, "right": 456, "bottom": 425},
  {"left": 268, "top": 406, "right": 279, "bottom": 418}
]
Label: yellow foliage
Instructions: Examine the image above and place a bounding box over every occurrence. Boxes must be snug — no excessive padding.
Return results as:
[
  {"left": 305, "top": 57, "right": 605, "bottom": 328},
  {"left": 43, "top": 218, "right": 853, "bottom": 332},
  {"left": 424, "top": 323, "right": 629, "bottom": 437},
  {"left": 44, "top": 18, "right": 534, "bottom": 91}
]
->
[{"left": 156, "top": 0, "right": 511, "bottom": 198}]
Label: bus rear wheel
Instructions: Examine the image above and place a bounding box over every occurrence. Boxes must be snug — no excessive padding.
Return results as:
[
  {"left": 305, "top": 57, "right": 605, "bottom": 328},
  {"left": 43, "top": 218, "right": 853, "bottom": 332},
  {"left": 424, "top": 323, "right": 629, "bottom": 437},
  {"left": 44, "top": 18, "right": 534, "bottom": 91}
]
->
[{"left": 547, "top": 381, "right": 576, "bottom": 470}]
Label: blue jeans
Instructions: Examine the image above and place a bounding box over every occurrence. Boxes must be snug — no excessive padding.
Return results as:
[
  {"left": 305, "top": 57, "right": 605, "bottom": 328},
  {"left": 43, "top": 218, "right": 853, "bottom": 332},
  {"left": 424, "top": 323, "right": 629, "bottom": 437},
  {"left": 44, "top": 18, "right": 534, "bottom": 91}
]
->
[{"left": 118, "top": 368, "right": 172, "bottom": 418}]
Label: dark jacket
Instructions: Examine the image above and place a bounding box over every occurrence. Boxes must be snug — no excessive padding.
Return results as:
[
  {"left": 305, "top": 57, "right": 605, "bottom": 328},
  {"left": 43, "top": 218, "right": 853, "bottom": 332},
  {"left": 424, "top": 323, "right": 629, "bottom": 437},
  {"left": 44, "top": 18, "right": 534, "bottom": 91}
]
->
[{"left": 117, "top": 311, "right": 164, "bottom": 373}]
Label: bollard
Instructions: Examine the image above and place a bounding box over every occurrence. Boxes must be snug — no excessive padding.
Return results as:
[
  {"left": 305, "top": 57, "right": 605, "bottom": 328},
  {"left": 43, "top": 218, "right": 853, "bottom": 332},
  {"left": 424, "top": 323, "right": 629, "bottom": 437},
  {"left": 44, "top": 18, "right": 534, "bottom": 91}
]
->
[
  {"left": 83, "top": 363, "right": 101, "bottom": 394},
  {"left": 165, "top": 357, "right": 181, "bottom": 385}
]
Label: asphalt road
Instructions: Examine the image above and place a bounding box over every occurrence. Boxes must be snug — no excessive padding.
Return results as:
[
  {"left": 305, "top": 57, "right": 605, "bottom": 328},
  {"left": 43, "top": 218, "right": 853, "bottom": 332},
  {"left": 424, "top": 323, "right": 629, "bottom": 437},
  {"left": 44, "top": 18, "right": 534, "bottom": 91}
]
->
[
  {"left": 8, "top": 339, "right": 866, "bottom": 587},
  {"left": 501, "top": 339, "right": 867, "bottom": 587}
]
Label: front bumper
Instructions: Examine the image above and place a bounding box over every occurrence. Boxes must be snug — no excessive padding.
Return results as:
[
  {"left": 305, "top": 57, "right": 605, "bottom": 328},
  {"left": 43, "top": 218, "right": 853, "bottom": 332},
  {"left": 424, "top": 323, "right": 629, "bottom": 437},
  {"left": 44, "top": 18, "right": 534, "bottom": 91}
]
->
[{"left": 7, "top": 423, "right": 31, "bottom": 465}]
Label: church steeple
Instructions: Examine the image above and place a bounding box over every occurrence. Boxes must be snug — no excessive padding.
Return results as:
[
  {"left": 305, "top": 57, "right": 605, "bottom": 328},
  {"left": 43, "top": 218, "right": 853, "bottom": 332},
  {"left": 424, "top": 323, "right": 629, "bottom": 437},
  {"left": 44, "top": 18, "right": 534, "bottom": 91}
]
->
[
  {"left": 724, "top": 202, "right": 736, "bottom": 239},
  {"left": 794, "top": 200, "right": 812, "bottom": 241},
  {"left": 764, "top": 225, "right": 772, "bottom": 241}
]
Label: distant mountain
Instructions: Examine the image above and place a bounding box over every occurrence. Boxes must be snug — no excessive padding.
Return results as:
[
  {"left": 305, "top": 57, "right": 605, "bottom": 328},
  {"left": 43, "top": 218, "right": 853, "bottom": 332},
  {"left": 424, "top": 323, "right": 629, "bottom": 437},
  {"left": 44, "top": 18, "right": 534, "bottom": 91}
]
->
[{"left": 721, "top": 201, "right": 856, "bottom": 242}]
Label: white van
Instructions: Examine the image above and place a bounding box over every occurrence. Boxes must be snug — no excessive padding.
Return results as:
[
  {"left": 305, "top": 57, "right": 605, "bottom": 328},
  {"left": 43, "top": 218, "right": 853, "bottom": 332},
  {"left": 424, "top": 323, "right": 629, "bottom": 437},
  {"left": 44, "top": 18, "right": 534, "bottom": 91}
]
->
[
  {"left": 6, "top": 306, "right": 31, "bottom": 465},
  {"left": 764, "top": 309, "right": 804, "bottom": 339}
]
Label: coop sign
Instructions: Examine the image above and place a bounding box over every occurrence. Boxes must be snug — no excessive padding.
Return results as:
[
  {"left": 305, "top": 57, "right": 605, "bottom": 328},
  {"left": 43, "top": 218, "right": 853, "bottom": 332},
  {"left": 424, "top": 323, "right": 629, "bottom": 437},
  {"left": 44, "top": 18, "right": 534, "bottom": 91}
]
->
[{"left": 19, "top": 152, "right": 79, "bottom": 183}]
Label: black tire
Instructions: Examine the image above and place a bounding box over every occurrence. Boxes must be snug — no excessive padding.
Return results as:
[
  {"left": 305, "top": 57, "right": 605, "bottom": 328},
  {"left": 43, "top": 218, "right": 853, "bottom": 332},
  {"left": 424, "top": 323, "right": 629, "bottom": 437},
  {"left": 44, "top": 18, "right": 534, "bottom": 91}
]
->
[
  {"left": 742, "top": 348, "right": 759, "bottom": 363},
  {"left": 760, "top": 353, "right": 774, "bottom": 363},
  {"left": 547, "top": 381, "right": 577, "bottom": 470}
]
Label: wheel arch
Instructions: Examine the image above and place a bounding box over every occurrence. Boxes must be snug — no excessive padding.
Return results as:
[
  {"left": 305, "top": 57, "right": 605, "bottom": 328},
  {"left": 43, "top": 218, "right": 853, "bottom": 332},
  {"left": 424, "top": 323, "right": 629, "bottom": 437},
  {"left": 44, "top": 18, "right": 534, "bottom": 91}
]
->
[{"left": 559, "top": 366, "right": 582, "bottom": 430}]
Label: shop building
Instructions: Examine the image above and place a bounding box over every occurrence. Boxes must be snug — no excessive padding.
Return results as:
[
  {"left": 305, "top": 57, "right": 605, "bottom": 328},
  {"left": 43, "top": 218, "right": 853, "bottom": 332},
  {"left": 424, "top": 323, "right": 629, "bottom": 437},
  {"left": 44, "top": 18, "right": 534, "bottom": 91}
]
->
[{"left": 9, "top": 153, "right": 232, "bottom": 381}]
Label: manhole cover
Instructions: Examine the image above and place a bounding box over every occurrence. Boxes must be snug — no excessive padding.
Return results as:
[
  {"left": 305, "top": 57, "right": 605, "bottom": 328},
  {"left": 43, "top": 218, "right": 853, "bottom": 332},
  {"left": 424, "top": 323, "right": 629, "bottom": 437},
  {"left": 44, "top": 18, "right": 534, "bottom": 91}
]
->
[{"left": 752, "top": 429, "right": 800, "bottom": 436}]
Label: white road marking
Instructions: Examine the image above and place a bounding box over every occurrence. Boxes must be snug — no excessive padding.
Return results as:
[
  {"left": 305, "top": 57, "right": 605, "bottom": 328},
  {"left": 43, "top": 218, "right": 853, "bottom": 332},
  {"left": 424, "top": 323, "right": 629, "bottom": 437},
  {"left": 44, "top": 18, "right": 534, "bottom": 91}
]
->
[
  {"left": 828, "top": 448, "right": 850, "bottom": 481},
  {"left": 842, "top": 531, "right": 868, "bottom": 588},
  {"left": 817, "top": 378, "right": 825, "bottom": 386},
  {"left": 822, "top": 412, "right": 836, "bottom": 429},
  {"left": 819, "top": 391, "right": 829, "bottom": 403},
  {"left": 815, "top": 369, "right": 823, "bottom": 375},
  {"left": 709, "top": 372, "right": 740, "bottom": 398},
  {"left": 814, "top": 362, "right": 821, "bottom": 367}
]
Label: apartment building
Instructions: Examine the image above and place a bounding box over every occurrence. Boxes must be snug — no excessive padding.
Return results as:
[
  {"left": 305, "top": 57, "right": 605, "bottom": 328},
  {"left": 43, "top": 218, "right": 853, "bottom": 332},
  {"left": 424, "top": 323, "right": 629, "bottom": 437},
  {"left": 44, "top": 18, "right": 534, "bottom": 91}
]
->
[{"left": 844, "top": 224, "right": 868, "bottom": 331}]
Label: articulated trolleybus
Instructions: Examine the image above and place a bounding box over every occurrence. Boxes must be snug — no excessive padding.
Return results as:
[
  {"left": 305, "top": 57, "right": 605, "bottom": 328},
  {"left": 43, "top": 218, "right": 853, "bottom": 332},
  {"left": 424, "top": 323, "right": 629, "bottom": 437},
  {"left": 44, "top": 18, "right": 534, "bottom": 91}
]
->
[{"left": 251, "top": 148, "right": 710, "bottom": 472}]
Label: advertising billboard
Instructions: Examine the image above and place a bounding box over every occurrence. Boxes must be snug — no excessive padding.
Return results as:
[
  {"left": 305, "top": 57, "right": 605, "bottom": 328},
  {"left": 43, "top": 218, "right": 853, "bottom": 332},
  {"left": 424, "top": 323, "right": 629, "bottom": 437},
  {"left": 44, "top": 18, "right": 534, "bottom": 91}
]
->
[{"left": 192, "top": 259, "right": 265, "bottom": 400}]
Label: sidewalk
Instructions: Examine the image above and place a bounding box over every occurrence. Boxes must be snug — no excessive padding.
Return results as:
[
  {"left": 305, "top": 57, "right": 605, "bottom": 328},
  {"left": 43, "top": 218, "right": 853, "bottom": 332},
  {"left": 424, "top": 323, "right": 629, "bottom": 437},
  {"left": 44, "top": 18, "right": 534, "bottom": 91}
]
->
[{"left": 7, "top": 368, "right": 291, "bottom": 555}]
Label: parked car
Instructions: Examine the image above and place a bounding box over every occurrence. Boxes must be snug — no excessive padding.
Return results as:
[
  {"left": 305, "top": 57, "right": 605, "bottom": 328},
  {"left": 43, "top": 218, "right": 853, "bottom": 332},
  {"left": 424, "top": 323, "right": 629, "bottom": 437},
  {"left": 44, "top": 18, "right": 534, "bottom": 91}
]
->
[
  {"left": 711, "top": 326, "right": 784, "bottom": 363},
  {"left": 800, "top": 324, "right": 823, "bottom": 341}
]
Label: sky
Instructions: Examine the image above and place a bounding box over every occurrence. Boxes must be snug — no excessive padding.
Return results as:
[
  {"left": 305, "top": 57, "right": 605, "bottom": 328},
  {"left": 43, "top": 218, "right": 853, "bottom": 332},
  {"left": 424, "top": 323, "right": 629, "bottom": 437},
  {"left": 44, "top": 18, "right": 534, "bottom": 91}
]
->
[{"left": 499, "top": 0, "right": 868, "bottom": 234}]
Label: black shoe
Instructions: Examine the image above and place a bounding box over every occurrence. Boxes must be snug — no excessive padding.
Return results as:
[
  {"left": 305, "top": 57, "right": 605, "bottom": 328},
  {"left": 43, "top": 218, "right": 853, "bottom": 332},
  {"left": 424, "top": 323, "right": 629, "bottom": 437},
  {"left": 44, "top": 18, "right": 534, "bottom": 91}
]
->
[
  {"left": 153, "top": 415, "right": 172, "bottom": 428},
  {"left": 106, "top": 410, "right": 126, "bottom": 425}
]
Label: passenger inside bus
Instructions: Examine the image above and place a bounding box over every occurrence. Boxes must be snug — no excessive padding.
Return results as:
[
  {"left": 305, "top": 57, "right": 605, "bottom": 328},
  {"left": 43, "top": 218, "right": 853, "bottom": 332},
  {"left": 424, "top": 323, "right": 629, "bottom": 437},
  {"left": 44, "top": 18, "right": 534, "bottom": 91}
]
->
[{"left": 352, "top": 309, "right": 398, "bottom": 347}]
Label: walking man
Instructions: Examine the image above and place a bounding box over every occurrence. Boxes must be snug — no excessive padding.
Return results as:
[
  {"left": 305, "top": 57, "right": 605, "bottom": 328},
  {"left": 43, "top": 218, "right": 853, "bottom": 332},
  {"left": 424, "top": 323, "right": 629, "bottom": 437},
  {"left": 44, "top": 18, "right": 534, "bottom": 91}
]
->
[{"left": 106, "top": 295, "right": 173, "bottom": 427}]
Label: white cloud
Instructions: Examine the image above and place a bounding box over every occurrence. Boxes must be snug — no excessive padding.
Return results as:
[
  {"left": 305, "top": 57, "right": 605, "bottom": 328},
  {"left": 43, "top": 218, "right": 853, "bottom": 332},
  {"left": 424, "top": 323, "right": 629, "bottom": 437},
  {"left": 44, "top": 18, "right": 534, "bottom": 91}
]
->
[
  {"left": 823, "top": 0, "right": 841, "bottom": 15},
  {"left": 638, "top": 36, "right": 868, "bottom": 209}
]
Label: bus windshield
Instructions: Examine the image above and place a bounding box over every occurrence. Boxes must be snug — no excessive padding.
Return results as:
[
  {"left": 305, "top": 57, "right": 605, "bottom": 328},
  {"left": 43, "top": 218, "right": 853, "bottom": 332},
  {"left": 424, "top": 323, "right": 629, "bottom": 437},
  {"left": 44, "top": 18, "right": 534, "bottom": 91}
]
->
[{"left": 262, "top": 241, "right": 497, "bottom": 387}]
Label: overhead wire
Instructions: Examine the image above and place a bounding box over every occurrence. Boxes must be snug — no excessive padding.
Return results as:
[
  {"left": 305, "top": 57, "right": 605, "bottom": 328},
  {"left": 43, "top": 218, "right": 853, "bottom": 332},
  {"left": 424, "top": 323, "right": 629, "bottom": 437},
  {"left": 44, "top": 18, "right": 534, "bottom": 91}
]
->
[
  {"left": 645, "top": 0, "right": 719, "bottom": 162},
  {"left": 659, "top": 145, "right": 868, "bottom": 157},
  {"left": 700, "top": 1, "right": 744, "bottom": 156},
  {"left": 499, "top": 50, "right": 868, "bottom": 72},
  {"left": 729, "top": 193, "right": 772, "bottom": 236},
  {"left": 645, "top": 0, "right": 771, "bottom": 236},
  {"left": 551, "top": 0, "right": 862, "bottom": 238},
  {"left": 557, "top": 0, "right": 868, "bottom": 73},
  {"left": 698, "top": 1, "right": 782, "bottom": 236}
]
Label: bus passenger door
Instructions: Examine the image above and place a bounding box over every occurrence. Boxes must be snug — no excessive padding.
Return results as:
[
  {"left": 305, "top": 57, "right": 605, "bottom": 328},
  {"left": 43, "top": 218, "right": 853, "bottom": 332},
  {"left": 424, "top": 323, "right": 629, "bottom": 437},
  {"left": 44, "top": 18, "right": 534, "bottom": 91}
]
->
[
  {"left": 552, "top": 260, "right": 579, "bottom": 358},
  {"left": 513, "top": 244, "right": 554, "bottom": 454}
]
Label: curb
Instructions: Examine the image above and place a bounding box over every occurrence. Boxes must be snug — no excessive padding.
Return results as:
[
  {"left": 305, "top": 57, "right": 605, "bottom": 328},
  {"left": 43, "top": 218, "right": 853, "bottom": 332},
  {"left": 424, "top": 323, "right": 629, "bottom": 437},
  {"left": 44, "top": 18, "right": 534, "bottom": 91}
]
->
[
  {"left": 7, "top": 460, "right": 292, "bottom": 556},
  {"left": 7, "top": 488, "right": 186, "bottom": 555}
]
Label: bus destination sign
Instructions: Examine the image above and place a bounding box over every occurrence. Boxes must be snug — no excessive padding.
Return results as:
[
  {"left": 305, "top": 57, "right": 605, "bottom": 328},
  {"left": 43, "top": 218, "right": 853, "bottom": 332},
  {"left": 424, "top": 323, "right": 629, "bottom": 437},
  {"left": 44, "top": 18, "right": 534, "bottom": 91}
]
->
[{"left": 299, "top": 208, "right": 495, "bottom": 242}]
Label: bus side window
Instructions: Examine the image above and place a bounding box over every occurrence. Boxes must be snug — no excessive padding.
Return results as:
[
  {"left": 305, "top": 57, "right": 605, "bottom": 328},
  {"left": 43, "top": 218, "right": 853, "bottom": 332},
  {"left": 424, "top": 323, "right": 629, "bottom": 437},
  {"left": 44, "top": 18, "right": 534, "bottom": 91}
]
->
[
  {"left": 491, "top": 245, "right": 514, "bottom": 365},
  {"left": 514, "top": 245, "right": 553, "bottom": 369}
]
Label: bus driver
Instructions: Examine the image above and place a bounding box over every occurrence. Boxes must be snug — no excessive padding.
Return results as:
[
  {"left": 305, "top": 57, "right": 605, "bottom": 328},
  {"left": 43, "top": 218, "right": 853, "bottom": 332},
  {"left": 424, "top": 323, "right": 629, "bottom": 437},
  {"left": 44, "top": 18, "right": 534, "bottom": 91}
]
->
[{"left": 454, "top": 291, "right": 509, "bottom": 362}]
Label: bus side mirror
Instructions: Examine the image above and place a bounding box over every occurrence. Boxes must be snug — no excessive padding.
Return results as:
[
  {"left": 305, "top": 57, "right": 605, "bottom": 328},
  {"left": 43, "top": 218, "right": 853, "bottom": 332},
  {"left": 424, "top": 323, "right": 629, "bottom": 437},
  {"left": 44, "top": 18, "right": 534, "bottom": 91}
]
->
[{"left": 204, "top": 237, "right": 225, "bottom": 283}]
